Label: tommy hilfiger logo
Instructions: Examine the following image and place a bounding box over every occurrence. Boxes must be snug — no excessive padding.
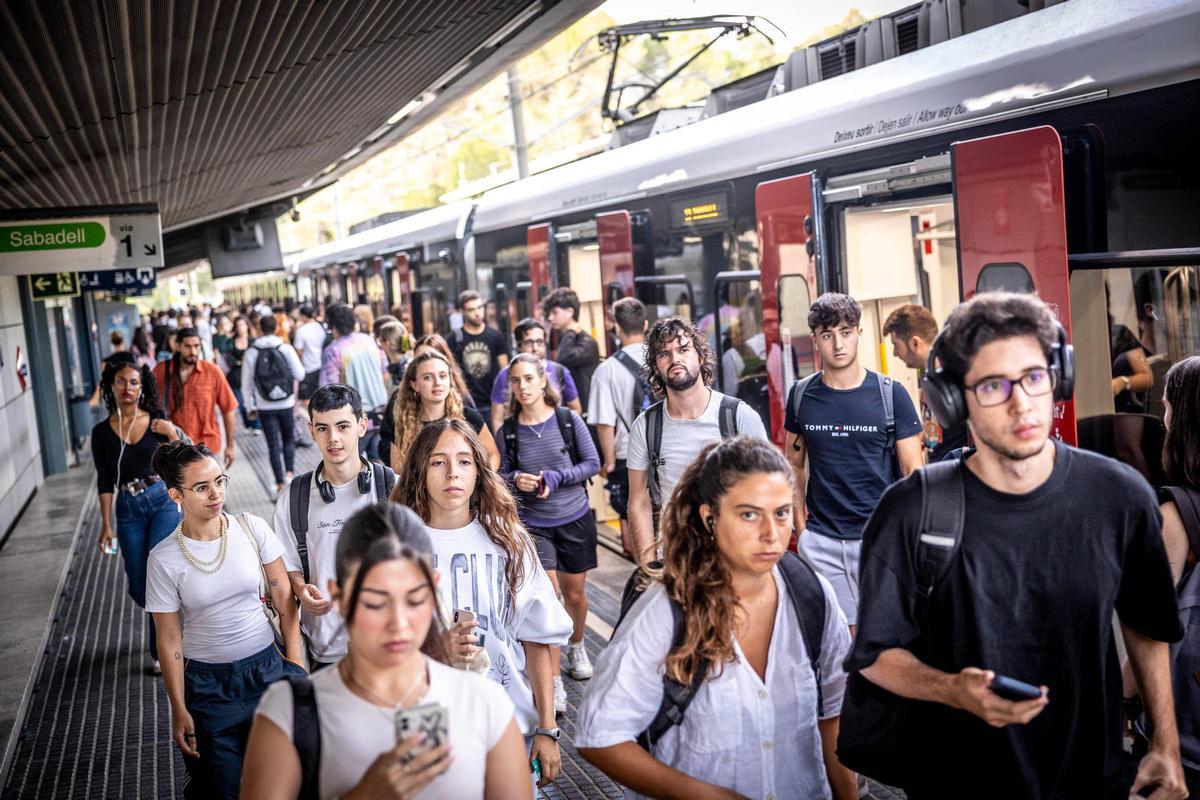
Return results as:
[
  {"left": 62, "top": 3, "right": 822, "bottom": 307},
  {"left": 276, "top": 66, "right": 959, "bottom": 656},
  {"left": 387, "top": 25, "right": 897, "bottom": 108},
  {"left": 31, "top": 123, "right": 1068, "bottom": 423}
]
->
[{"left": 804, "top": 424, "right": 880, "bottom": 433}]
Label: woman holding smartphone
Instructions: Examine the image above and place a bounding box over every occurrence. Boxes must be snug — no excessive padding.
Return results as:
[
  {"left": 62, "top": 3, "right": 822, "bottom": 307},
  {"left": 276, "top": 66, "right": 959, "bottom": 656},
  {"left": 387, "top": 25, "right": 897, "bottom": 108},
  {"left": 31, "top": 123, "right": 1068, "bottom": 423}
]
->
[
  {"left": 576, "top": 437, "right": 855, "bottom": 800},
  {"left": 391, "top": 418, "right": 572, "bottom": 789},
  {"left": 243, "top": 501, "right": 531, "bottom": 799},
  {"left": 145, "top": 441, "right": 305, "bottom": 800},
  {"left": 498, "top": 353, "right": 600, "bottom": 712},
  {"left": 92, "top": 354, "right": 182, "bottom": 668},
  {"left": 385, "top": 351, "right": 499, "bottom": 473}
]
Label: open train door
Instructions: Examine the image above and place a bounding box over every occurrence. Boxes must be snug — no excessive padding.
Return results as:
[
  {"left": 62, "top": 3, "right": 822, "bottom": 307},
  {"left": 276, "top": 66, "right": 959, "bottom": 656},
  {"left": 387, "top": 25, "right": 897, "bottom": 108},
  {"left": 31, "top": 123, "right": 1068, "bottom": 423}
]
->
[
  {"left": 389, "top": 252, "right": 413, "bottom": 331},
  {"left": 756, "top": 172, "right": 821, "bottom": 445},
  {"left": 526, "top": 223, "right": 556, "bottom": 320},
  {"left": 952, "top": 125, "right": 1076, "bottom": 445}
]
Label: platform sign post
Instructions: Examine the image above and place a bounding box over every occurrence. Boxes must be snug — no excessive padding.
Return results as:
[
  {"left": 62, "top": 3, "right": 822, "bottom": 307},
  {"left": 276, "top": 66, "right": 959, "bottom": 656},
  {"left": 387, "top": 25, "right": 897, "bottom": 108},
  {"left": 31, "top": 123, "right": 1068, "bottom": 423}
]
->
[{"left": 0, "top": 204, "right": 163, "bottom": 277}]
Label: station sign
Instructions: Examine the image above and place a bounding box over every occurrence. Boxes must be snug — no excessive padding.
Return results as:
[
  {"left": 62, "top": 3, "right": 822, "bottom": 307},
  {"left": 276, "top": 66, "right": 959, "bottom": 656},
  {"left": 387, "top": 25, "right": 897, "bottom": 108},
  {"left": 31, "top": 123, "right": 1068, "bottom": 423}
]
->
[
  {"left": 79, "top": 267, "right": 157, "bottom": 292},
  {"left": 28, "top": 272, "right": 80, "bottom": 301},
  {"left": 0, "top": 205, "right": 164, "bottom": 276}
]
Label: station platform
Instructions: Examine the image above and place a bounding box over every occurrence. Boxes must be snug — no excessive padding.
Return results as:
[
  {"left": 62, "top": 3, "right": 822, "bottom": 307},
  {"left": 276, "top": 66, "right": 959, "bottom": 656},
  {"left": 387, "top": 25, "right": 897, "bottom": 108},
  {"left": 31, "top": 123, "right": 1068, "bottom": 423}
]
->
[{"left": 0, "top": 419, "right": 901, "bottom": 799}]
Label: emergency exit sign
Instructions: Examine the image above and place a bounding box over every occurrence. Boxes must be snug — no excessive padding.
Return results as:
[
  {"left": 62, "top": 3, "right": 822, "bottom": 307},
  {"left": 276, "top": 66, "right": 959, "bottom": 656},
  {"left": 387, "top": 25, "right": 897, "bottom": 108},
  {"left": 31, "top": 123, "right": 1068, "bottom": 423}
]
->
[
  {"left": 0, "top": 204, "right": 163, "bottom": 276},
  {"left": 29, "top": 272, "right": 80, "bottom": 301}
]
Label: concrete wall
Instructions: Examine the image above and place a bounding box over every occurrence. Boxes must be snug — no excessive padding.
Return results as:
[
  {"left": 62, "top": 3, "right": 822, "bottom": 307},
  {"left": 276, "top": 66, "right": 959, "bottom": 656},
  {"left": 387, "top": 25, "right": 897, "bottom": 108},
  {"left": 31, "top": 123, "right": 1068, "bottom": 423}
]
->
[{"left": 0, "top": 275, "right": 43, "bottom": 538}]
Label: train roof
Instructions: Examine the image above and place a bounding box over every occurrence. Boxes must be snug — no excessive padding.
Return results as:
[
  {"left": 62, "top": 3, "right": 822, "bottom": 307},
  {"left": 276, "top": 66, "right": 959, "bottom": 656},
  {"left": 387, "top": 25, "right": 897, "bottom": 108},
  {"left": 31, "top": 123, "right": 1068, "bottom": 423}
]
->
[
  {"left": 472, "top": 0, "right": 1200, "bottom": 234},
  {"left": 287, "top": 200, "right": 472, "bottom": 272}
]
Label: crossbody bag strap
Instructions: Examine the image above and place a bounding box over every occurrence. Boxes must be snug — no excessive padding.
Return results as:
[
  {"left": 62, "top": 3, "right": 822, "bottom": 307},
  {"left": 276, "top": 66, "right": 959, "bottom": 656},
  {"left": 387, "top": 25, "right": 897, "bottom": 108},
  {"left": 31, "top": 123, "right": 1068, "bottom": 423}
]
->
[
  {"left": 636, "top": 597, "right": 709, "bottom": 751},
  {"left": 778, "top": 553, "right": 827, "bottom": 716},
  {"left": 287, "top": 675, "right": 322, "bottom": 800}
]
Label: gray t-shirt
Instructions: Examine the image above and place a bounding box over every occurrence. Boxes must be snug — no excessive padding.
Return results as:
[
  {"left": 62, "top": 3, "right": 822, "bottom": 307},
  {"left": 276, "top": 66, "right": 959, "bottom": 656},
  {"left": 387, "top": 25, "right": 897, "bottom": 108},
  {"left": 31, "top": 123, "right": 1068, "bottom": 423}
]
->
[
  {"left": 587, "top": 343, "right": 647, "bottom": 460},
  {"left": 626, "top": 389, "right": 769, "bottom": 505}
]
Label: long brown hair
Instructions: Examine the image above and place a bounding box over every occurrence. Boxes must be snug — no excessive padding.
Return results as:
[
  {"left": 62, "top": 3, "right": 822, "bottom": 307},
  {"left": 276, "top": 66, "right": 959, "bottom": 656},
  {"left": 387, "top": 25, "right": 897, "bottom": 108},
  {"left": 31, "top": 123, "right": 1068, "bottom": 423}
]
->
[
  {"left": 506, "top": 353, "right": 562, "bottom": 418},
  {"left": 659, "top": 436, "right": 795, "bottom": 685},
  {"left": 390, "top": 417, "right": 533, "bottom": 616},
  {"left": 1164, "top": 355, "right": 1200, "bottom": 489},
  {"left": 391, "top": 352, "right": 465, "bottom": 471},
  {"left": 414, "top": 334, "right": 471, "bottom": 404}
]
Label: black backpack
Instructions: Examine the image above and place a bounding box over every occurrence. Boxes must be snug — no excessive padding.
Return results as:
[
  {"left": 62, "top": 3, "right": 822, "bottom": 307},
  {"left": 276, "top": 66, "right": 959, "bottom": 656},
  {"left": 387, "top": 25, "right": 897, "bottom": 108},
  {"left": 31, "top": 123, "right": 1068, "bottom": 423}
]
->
[
  {"left": 500, "top": 406, "right": 581, "bottom": 472},
  {"left": 836, "top": 458, "right": 965, "bottom": 786},
  {"left": 615, "top": 552, "right": 827, "bottom": 750},
  {"left": 788, "top": 369, "right": 896, "bottom": 472},
  {"left": 287, "top": 462, "right": 396, "bottom": 584},
  {"left": 287, "top": 675, "right": 321, "bottom": 800},
  {"left": 253, "top": 344, "right": 294, "bottom": 401},
  {"left": 644, "top": 394, "right": 740, "bottom": 509},
  {"left": 613, "top": 350, "right": 654, "bottom": 433}
]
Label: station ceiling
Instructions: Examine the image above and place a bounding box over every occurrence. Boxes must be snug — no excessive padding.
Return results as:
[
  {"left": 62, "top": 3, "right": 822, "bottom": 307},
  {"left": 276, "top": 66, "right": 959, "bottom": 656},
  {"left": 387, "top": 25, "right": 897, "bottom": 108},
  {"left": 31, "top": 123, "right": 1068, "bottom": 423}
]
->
[{"left": 0, "top": 0, "right": 599, "bottom": 234}]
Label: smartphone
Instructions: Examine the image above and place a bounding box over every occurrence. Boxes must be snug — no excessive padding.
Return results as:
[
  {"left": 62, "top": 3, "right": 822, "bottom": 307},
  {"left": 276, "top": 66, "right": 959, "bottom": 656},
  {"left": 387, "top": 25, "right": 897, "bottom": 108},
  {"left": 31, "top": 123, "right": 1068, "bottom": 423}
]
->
[
  {"left": 452, "top": 608, "right": 476, "bottom": 626},
  {"left": 395, "top": 702, "right": 448, "bottom": 752},
  {"left": 531, "top": 756, "right": 542, "bottom": 783},
  {"left": 989, "top": 674, "right": 1042, "bottom": 702},
  {"left": 536, "top": 473, "right": 546, "bottom": 496}
]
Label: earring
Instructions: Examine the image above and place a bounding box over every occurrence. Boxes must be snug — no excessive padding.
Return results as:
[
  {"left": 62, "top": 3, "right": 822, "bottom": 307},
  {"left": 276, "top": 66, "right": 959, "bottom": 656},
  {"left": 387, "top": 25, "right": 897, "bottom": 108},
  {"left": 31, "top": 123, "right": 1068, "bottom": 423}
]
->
[{"left": 706, "top": 515, "right": 715, "bottom": 531}]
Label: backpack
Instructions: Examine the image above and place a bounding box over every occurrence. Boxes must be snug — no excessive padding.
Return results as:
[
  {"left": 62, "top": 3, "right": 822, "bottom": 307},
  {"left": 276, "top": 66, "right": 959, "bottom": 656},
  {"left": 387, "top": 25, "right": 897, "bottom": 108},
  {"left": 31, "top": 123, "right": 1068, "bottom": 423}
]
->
[
  {"left": 253, "top": 344, "right": 294, "bottom": 401},
  {"left": 613, "top": 350, "right": 653, "bottom": 433},
  {"left": 287, "top": 462, "right": 396, "bottom": 584},
  {"left": 836, "top": 458, "right": 965, "bottom": 785},
  {"left": 644, "top": 394, "right": 741, "bottom": 509},
  {"left": 500, "top": 406, "right": 581, "bottom": 473},
  {"left": 1162, "top": 486, "right": 1200, "bottom": 769},
  {"left": 789, "top": 369, "right": 896, "bottom": 472},
  {"left": 287, "top": 674, "right": 321, "bottom": 800},
  {"left": 614, "top": 552, "right": 827, "bottom": 750}
]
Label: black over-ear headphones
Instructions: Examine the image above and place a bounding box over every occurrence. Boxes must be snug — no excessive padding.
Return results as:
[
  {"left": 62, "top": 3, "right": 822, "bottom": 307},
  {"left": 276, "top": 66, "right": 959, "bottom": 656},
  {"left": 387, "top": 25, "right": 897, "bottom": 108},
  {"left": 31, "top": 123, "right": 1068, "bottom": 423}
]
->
[
  {"left": 921, "top": 321, "right": 1074, "bottom": 430},
  {"left": 314, "top": 456, "right": 375, "bottom": 504}
]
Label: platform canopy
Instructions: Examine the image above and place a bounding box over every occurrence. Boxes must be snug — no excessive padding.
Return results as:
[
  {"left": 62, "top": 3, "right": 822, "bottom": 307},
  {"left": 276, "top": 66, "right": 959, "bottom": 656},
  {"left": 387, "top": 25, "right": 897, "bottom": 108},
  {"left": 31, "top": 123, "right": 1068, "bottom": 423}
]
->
[{"left": 0, "top": 0, "right": 600, "bottom": 235}]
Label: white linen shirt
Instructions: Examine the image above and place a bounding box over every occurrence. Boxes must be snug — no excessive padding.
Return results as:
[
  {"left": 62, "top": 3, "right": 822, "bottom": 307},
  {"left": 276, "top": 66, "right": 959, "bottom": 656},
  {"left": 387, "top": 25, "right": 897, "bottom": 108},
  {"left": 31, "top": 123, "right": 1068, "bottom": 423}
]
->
[
  {"left": 575, "top": 567, "right": 851, "bottom": 800},
  {"left": 586, "top": 343, "right": 647, "bottom": 460}
]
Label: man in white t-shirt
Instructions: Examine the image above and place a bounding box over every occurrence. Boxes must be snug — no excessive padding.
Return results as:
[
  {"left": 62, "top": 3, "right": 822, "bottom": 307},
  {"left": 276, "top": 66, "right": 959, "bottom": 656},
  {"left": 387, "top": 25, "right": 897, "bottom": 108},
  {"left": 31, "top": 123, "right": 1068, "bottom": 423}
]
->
[
  {"left": 291, "top": 304, "right": 328, "bottom": 447},
  {"left": 626, "top": 316, "right": 769, "bottom": 565},
  {"left": 273, "top": 384, "right": 395, "bottom": 668},
  {"left": 587, "top": 297, "right": 649, "bottom": 558}
]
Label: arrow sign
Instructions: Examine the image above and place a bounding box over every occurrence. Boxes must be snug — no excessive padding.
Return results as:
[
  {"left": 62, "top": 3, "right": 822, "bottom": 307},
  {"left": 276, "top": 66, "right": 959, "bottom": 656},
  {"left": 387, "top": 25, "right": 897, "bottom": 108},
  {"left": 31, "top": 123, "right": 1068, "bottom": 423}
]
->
[
  {"left": 144, "top": 243, "right": 157, "bottom": 256},
  {"left": 0, "top": 205, "right": 163, "bottom": 276},
  {"left": 29, "top": 271, "right": 80, "bottom": 300}
]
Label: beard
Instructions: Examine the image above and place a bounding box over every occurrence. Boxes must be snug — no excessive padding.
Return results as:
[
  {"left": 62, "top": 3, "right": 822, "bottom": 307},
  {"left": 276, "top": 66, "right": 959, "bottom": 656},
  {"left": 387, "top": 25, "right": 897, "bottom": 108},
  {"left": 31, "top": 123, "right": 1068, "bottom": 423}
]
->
[
  {"left": 182, "top": 354, "right": 199, "bottom": 365},
  {"left": 970, "top": 423, "right": 1048, "bottom": 463},
  {"left": 665, "top": 366, "right": 700, "bottom": 391}
]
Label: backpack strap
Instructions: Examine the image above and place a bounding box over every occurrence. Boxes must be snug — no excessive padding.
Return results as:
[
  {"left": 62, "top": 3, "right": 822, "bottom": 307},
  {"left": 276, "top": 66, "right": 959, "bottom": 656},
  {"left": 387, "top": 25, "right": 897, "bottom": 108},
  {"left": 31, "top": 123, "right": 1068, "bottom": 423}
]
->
[
  {"left": 914, "top": 460, "right": 966, "bottom": 599},
  {"left": 644, "top": 401, "right": 666, "bottom": 509},
  {"left": 554, "top": 406, "right": 581, "bottom": 464},
  {"left": 1163, "top": 486, "right": 1200, "bottom": 561},
  {"left": 286, "top": 674, "right": 321, "bottom": 800},
  {"left": 717, "top": 394, "right": 740, "bottom": 438},
  {"left": 636, "top": 598, "right": 709, "bottom": 751},
  {"left": 777, "top": 553, "right": 827, "bottom": 716},
  {"left": 786, "top": 372, "right": 822, "bottom": 448},
  {"left": 501, "top": 416, "right": 520, "bottom": 472},
  {"left": 613, "top": 351, "right": 644, "bottom": 433},
  {"left": 874, "top": 371, "right": 897, "bottom": 453},
  {"left": 289, "top": 472, "right": 315, "bottom": 585},
  {"left": 371, "top": 462, "right": 396, "bottom": 502}
]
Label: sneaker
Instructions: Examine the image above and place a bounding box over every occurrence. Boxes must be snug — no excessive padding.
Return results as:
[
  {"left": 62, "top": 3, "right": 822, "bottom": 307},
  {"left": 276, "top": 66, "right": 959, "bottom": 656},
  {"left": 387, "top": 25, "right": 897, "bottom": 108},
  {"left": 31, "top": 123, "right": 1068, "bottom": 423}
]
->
[
  {"left": 553, "top": 676, "right": 567, "bottom": 715},
  {"left": 152, "top": 659, "right": 161, "bottom": 675},
  {"left": 250, "top": 428, "right": 262, "bottom": 437},
  {"left": 565, "top": 640, "right": 593, "bottom": 680}
]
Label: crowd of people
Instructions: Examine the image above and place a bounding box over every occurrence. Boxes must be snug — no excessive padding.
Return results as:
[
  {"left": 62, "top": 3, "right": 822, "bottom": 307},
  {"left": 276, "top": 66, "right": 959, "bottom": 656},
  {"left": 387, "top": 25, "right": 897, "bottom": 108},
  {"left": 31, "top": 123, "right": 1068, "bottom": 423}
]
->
[{"left": 86, "top": 285, "right": 1200, "bottom": 800}]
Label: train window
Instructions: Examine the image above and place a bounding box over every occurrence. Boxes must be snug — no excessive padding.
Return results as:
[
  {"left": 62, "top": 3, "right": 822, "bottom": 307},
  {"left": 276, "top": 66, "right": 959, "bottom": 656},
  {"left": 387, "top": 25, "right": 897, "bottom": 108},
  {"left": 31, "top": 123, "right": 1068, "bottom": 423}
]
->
[
  {"left": 717, "top": 278, "right": 770, "bottom": 427},
  {"left": 1071, "top": 264, "right": 1200, "bottom": 483},
  {"left": 976, "top": 262, "right": 1034, "bottom": 294}
]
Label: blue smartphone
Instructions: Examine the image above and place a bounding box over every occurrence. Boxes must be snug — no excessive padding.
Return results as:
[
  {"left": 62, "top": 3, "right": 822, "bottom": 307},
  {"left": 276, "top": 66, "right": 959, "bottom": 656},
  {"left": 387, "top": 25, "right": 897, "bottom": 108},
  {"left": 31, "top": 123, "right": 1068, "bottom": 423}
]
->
[
  {"left": 531, "top": 756, "right": 542, "bottom": 782},
  {"left": 989, "top": 674, "right": 1042, "bottom": 702}
]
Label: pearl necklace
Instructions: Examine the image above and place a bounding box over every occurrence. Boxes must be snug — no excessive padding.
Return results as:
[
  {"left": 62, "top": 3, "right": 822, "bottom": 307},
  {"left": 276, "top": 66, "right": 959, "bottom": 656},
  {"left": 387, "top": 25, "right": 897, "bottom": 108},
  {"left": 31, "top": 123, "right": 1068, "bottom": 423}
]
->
[{"left": 175, "top": 514, "right": 229, "bottom": 574}]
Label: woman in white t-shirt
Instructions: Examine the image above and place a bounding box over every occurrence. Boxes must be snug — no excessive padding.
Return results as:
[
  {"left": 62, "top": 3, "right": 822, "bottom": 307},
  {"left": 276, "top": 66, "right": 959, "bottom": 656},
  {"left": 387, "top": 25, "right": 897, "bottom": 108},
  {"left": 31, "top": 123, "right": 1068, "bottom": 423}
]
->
[
  {"left": 391, "top": 417, "right": 573, "bottom": 790},
  {"left": 145, "top": 441, "right": 306, "bottom": 800},
  {"left": 242, "top": 502, "right": 531, "bottom": 800},
  {"left": 576, "top": 436, "right": 856, "bottom": 800}
]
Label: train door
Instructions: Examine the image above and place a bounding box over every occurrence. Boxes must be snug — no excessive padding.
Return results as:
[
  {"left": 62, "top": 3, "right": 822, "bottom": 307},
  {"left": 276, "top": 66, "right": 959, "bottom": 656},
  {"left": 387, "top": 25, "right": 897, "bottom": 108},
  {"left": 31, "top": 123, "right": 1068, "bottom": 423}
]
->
[
  {"left": 390, "top": 252, "right": 413, "bottom": 330},
  {"left": 756, "top": 172, "right": 821, "bottom": 444},
  {"left": 365, "top": 257, "right": 387, "bottom": 319},
  {"left": 597, "top": 210, "right": 653, "bottom": 354},
  {"left": 549, "top": 219, "right": 606, "bottom": 357},
  {"left": 952, "top": 126, "right": 1075, "bottom": 444},
  {"left": 527, "top": 223, "right": 555, "bottom": 318},
  {"left": 713, "top": 270, "right": 770, "bottom": 431}
]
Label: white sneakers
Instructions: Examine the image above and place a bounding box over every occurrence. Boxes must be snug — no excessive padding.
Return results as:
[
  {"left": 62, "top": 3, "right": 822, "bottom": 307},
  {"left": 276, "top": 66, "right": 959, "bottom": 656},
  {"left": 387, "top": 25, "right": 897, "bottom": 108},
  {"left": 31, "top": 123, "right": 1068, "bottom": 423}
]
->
[
  {"left": 553, "top": 676, "right": 567, "bottom": 715},
  {"left": 565, "top": 641, "right": 593, "bottom": 680}
]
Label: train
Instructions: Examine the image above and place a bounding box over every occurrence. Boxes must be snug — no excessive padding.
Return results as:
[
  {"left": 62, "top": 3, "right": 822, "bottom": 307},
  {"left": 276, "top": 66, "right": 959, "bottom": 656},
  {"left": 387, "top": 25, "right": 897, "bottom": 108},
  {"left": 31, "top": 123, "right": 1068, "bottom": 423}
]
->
[{"left": 271, "top": 0, "right": 1199, "bottom": 492}]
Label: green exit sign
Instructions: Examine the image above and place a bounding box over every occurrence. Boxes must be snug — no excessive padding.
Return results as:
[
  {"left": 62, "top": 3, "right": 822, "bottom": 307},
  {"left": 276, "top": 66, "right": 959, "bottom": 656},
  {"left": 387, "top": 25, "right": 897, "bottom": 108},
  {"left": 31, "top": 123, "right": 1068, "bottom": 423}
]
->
[
  {"left": 1, "top": 222, "right": 106, "bottom": 252},
  {"left": 29, "top": 272, "right": 80, "bottom": 301}
]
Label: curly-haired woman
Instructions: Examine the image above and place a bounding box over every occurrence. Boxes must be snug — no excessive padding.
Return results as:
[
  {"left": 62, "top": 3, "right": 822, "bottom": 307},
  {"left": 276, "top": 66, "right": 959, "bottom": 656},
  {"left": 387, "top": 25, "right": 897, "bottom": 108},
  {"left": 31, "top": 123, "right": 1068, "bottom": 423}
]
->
[
  {"left": 576, "top": 436, "right": 854, "bottom": 800},
  {"left": 92, "top": 354, "right": 184, "bottom": 668}
]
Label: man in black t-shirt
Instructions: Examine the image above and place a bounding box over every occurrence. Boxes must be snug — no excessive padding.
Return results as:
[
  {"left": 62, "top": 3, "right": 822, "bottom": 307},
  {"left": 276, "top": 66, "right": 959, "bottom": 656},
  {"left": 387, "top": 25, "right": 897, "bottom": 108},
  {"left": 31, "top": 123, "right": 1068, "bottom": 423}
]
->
[
  {"left": 784, "top": 293, "right": 924, "bottom": 630},
  {"left": 449, "top": 290, "right": 509, "bottom": 411},
  {"left": 846, "top": 292, "right": 1185, "bottom": 799},
  {"left": 544, "top": 287, "right": 599, "bottom": 411},
  {"left": 882, "top": 303, "right": 970, "bottom": 461}
]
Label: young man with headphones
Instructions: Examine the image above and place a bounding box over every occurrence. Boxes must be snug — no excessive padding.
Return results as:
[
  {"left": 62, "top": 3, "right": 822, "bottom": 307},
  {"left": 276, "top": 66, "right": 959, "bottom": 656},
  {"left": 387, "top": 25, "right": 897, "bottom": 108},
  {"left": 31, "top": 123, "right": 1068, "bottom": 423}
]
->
[
  {"left": 843, "top": 292, "right": 1186, "bottom": 798},
  {"left": 271, "top": 383, "right": 396, "bottom": 670}
]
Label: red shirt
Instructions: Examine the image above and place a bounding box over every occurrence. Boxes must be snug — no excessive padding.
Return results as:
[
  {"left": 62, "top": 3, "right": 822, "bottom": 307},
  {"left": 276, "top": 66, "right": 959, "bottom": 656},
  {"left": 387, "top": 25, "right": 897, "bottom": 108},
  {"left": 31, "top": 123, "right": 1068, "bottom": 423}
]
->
[{"left": 153, "top": 358, "right": 238, "bottom": 453}]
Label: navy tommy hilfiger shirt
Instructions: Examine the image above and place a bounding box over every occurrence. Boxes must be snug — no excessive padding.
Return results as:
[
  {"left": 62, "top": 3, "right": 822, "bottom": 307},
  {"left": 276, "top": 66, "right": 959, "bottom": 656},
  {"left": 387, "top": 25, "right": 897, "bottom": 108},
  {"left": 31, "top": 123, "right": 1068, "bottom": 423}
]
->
[{"left": 784, "top": 371, "right": 921, "bottom": 541}]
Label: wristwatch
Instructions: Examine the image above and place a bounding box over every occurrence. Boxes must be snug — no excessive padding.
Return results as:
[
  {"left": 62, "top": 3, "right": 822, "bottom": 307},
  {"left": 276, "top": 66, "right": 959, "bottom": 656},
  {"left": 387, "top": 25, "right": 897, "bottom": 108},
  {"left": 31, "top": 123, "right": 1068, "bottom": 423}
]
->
[
  {"left": 533, "top": 726, "right": 561, "bottom": 742},
  {"left": 1121, "top": 375, "right": 1132, "bottom": 391}
]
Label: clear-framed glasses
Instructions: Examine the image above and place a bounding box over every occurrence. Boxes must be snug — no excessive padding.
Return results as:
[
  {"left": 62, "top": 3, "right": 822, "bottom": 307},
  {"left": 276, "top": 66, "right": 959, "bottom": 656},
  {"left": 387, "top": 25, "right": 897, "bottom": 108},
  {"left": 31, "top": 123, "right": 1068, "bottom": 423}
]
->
[
  {"left": 113, "top": 378, "right": 142, "bottom": 388},
  {"left": 969, "top": 367, "right": 1055, "bottom": 407},
  {"left": 184, "top": 475, "right": 231, "bottom": 497}
]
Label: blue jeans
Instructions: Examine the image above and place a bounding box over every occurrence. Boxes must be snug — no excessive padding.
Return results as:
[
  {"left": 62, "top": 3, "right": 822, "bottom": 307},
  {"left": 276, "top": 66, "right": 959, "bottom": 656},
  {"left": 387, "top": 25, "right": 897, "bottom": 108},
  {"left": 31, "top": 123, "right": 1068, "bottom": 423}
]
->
[
  {"left": 115, "top": 480, "right": 182, "bottom": 657},
  {"left": 257, "top": 408, "right": 296, "bottom": 484},
  {"left": 182, "top": 644, "right": 306, "bottom": 800}
]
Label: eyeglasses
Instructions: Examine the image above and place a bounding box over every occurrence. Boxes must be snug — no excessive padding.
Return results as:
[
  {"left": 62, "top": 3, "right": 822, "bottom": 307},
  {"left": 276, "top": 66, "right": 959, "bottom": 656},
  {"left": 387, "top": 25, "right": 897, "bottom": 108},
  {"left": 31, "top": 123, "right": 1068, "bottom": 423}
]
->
[
  {"left": 183, "top": 475, "right": 231, "bottom": 497},
  {"left": 113, "top": 378, "right": 142, "bottom": 388},
  {"left": 968, "top": 367, "right": 1055, "bottom": 407},
  {"left": 519, "top": 338, "right": 546, "bottom": 350}
]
